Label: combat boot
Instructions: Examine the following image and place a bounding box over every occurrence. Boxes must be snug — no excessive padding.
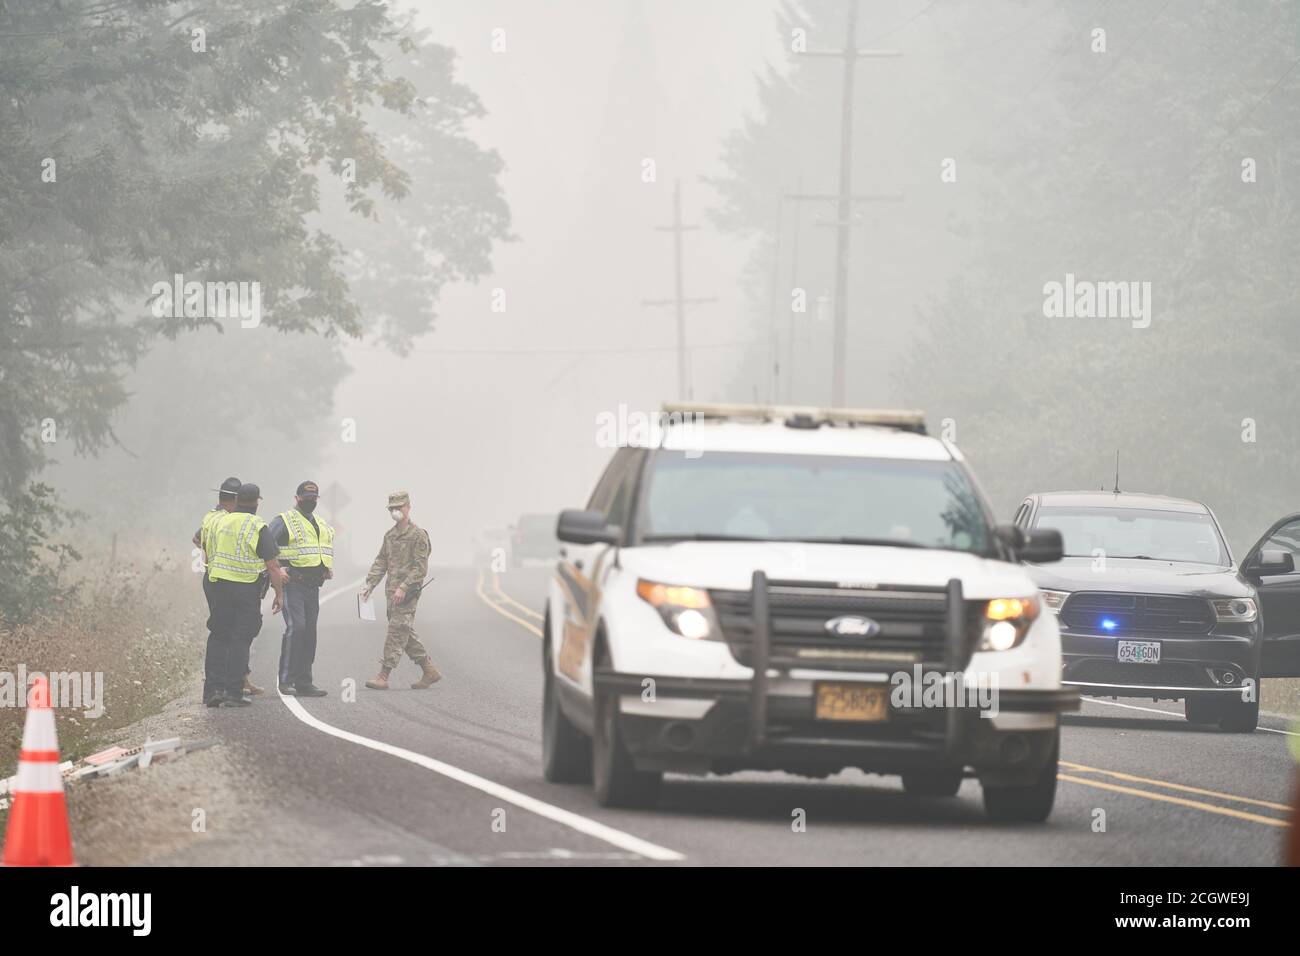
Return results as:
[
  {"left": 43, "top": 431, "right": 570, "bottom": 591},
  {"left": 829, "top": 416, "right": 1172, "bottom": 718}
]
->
[
  {"left": 243, "top": 675, "right": 265, "bottom": 696},
  {"left": 365, "top": 666, "right": 392, "bottom": 690},
  {"left": 412, "top": 661, "right": 442, "bottom": 689}
]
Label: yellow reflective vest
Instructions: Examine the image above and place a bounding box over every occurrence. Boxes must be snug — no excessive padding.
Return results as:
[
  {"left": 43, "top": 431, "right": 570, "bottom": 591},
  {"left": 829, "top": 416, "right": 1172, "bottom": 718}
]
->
[
  {"left": 207, "top": 512, "right": 269, "bottom": 583},
  {"left": 276, "top": 509, "right": 335, "bottom": 569},
  {"left": 199, "top": 508, "right": 225, "bottom": 566}
]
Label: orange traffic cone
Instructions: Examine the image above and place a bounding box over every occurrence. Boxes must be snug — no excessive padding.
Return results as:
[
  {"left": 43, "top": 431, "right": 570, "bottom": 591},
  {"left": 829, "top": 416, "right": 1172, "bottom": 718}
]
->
[{"left": 2, "top": 676, "right": 74, "bottom": 866}]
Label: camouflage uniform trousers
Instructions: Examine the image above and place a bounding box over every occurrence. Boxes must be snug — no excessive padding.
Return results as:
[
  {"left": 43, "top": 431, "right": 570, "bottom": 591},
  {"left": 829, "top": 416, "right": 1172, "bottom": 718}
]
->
[{"left": 382, "top": 591, "right": 430, "bottom": 668}]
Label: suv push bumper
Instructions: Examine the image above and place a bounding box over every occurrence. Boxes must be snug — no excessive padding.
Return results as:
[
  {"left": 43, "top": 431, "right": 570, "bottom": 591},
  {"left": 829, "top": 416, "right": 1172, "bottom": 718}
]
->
[{"left": 597, "top": 571, "right": 1078, "bottom": 779}]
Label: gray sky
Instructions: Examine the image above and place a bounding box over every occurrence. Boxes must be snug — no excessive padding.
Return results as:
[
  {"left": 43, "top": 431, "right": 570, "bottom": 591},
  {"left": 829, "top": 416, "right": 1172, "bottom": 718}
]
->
[{"left": 328, "top": 0, "right": 783, "bottom": 562}]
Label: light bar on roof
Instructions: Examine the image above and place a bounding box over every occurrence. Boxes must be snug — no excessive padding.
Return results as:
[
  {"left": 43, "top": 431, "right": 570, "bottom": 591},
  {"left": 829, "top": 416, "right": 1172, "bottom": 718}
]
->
[{"left": 661, "top": 402, "right": 927, "bottom": 432}]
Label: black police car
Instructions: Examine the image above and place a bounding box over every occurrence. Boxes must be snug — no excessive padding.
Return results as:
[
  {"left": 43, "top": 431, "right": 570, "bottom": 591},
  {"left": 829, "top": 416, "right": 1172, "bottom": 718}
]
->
[{"left": 1014, "top": 491, "right": 1300, "bottom": 732}]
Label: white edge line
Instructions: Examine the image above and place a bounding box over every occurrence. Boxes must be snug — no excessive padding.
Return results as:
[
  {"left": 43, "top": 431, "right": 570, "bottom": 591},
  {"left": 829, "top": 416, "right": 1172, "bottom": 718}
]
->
[
  {"left": 277, "top": 693, "right": 683, "bottom": 862},
  {"left": 1082, "top": 696, "right": 1299, "bottom": 736},
  {"left": 289, "top": 571, "right": 685, "bottom": 862}
]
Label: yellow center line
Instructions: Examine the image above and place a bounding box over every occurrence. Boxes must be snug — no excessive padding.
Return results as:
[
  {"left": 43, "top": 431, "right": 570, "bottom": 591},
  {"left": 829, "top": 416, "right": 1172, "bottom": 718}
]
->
[
  {"left": 491, "top": 568, "right": 544, "bottom": 621},
  {"left": 1060, "top": 760, "right": 1291, "bottom": 812},
  {"left": 476, "top": 569, "right": 542, "bottom": 637},
  {"left": 1056, "top": 774, "right": 1289, "bottom": 828}
]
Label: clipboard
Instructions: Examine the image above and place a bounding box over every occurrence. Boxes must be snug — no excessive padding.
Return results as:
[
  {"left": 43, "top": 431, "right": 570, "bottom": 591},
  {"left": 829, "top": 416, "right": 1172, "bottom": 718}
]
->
[{"left": 357, "top": 594, "right": 377, "bottom": 621}]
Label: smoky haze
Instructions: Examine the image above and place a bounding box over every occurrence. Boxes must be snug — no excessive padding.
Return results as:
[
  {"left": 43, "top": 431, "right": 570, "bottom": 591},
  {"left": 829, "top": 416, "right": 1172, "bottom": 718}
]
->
[{"left": 42, "top": 0, "right": 1300, "bottom": 570}]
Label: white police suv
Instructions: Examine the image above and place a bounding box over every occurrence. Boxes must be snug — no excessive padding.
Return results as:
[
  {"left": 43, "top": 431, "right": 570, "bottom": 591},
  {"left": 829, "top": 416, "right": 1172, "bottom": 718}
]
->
[{"left": 542, "top": 404, "right": 1078, "bottom": 822}]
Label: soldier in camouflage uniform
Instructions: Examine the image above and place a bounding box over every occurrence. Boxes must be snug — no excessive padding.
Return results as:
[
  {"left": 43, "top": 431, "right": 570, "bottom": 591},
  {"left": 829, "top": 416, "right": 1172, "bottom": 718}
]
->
[{"left": 361, "top": 491, "right": 441, "bottom": 690}]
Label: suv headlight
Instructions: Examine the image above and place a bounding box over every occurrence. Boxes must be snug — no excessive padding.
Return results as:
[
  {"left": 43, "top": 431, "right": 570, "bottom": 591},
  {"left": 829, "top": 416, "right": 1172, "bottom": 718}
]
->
[
  {"left": 1211, "top": 597, "right": 1258, "bottom": 623},
  {"left": 637, "top": 579, "right": 721, "bottom": 640},
  {"left": 978, "top": 596, "right": 1041, "bottom": 652},
  {"left": 1039, "top": 589, "right": 1069, "bottom": 615}
]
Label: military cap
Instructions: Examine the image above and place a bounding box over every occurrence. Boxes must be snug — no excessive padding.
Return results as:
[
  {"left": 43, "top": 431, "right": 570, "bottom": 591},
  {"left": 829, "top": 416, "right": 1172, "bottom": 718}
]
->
[{"left": 387, "top": 491, "right": 410, "bottom": 508}]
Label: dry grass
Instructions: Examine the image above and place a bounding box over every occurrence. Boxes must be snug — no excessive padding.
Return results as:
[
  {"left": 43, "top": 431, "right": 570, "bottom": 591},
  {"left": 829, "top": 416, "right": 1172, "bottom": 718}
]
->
[{"left": 0, "top": 554, "right": 205, "bottom": 766}]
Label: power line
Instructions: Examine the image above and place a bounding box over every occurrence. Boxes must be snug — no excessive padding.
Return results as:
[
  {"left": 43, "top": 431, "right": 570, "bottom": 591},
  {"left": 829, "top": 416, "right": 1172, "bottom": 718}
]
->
[
  {"left": 1181, "top": 56, "right": 1300, "bottom": 183},
  {"left": 1064, "top": 0, "right": 1175, "bottom": 111},
  {"left": 343, "top": 340, "right": 761, "bottom": 357},
  {"left": 861, "top": 0, "right": 943, "bottom": 45}
]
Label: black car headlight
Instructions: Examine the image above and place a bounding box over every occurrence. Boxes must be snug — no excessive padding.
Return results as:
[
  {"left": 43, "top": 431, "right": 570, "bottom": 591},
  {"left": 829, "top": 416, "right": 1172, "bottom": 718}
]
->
[
  {"left": 637, "top": 579, "right": 721, "bottom": 640},
  {"left": 1211, "top": 597, "right": 1257, "bottom": 623},
  {"left": 1039, "top": 589, "right": 1069, "bottom": 615}
]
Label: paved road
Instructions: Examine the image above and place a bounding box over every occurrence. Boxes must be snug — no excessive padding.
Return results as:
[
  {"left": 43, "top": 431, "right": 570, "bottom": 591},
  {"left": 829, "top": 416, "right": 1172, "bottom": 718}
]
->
[{"left": 162, "top": 564, "right": 1297, "bottom": 866}]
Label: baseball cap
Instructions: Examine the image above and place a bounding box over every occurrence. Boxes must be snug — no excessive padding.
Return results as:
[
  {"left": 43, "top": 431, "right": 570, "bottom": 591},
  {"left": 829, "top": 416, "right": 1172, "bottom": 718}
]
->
[
  {"left": 213, "top": 476, "right": 242, "bottom": 497},
  {"left": 296, "top": 480, "right": 320, "bottom": 499},
  {"left": 236, "top": 483, "right": 262, "bottom": 504}
]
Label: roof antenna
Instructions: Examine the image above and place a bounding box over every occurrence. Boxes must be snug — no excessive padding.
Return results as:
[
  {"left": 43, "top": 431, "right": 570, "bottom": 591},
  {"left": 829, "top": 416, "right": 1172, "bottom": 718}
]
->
[{"left": 1113, "top": 450, "right": 1121, "bottom": 494}]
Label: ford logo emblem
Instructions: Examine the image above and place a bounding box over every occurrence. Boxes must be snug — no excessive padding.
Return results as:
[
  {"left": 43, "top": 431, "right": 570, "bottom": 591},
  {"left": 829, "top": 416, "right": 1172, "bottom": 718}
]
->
[{"left": 824, "top": 615, "right": 881, "bottom": 638}]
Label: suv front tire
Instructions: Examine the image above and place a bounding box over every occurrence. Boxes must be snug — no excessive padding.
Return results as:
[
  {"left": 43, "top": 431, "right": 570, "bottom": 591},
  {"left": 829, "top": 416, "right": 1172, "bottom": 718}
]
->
[
  {"left": 542, "top": 614, "right": 592, "bottom": 783},
  {"left": 592, "top": 643, "right": 662, "bottom": 808},
  {"left": 981, "top": 731, "right": 1059, "bottom": 823}
]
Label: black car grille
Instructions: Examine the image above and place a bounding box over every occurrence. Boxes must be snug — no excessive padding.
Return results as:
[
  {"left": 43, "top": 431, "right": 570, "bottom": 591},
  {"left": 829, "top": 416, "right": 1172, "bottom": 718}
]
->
[
  {"left": 1060, "top": 592, "right": 1213, "bottom": 635},
  {"left": 709, "top": 580, "right": 976, "bottom": 671}
]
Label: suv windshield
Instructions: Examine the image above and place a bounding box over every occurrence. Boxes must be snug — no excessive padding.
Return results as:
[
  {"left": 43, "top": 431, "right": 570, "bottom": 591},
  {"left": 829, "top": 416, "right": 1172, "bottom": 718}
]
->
[
  {"left": 1033, "top": 506, "right": 1229, "bottom": 565},
  {"left": 638, "top": 450, "right": 992, "bottom": 553}
]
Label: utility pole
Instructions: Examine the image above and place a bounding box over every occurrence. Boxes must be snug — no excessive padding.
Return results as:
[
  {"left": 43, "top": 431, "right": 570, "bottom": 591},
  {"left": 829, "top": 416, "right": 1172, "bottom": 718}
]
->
[
  {"left": 802, "top": 0, "right": 900, "bottom": 406},
  {"left": 643, "top": 179, "right": 715, "bottom": 400}
]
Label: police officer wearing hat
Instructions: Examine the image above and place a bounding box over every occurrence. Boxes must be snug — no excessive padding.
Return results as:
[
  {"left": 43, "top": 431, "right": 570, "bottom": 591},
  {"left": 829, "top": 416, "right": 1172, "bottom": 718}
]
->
[
  {"left": 267, "top": 480, "right": 333, "bottom": 697},
  {"left": 204, "top": 483, "right": 287, "bottom": 706},
  {"left": 194, "top": 477, "right": 264, "bottom": 697}
]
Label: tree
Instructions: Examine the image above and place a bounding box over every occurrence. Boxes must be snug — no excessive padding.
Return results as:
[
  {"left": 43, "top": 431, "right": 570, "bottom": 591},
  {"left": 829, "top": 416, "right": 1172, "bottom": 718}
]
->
[
  {"left": 0, "top": 0, "right": 510, "bottom": 620},
  {"left": 903, "top": 0, "right": 1300, "bottom": 546}
]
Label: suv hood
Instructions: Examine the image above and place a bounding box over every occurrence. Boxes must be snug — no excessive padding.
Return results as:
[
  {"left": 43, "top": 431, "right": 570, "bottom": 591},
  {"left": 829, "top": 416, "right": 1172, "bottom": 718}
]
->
[
  {"left": 1026, "top": 557, "right": 1252, "bottom": 598},
  {"left": 622, "top": 541, "right": 1032, "bottom": 600}
]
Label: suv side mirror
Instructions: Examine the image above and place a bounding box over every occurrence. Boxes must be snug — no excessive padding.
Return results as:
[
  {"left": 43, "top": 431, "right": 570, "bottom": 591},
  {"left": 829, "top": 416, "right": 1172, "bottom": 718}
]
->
[
  {"left": 1245, "top": 549, "right": 1295, "bottom": 577},
  {"left": 1021, "top": 529, "right": 1064, "bottom": 563},
  {"left": 556, "top": 509, "right": 621, "bottom": 546},
  {"left": 1000, "top": 525, "right": 1063, "bottom": 563}
]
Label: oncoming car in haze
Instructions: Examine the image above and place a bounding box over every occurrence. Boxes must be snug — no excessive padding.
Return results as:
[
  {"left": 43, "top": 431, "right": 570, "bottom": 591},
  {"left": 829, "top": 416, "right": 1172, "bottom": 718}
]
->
[
  {"left": 1015, "top": 491, "right": 1300, "bottom": 732},
  {"left": 541, "top": 403, "right": 1078, "bottom": 823},
  {"left": 511, "top": 513, "right": 558, "bottom": 567}
]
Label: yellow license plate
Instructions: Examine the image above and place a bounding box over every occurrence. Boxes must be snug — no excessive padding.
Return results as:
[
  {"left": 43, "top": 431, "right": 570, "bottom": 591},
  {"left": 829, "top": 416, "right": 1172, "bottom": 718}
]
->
[{"left": 815, "top": 683, "right": 889, "bottom": 722}]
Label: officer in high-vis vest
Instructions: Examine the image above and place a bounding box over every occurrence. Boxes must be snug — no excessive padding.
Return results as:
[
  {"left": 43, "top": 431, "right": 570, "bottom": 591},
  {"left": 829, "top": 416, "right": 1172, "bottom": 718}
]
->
[
  {"left": 193, "top": 477, "right": 264, "bottom": 697},
  {"left": 204, "top": 483, "right": 287, "bottom": 707},
  {"left": 267, "top": 480, "right": 334, "bottom": 697}
]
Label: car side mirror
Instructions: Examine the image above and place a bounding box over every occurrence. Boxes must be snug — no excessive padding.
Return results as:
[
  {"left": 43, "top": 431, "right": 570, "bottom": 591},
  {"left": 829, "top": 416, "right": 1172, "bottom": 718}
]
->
[
  {"left": 556, "top": 509, "right": 621, "bottom": 546},
  {"left": 1011, "top": 527, "right": 1064, "bottom": 563},
  {"left": 1245, "top": 549, "right": 1294, "bottom": 577}
]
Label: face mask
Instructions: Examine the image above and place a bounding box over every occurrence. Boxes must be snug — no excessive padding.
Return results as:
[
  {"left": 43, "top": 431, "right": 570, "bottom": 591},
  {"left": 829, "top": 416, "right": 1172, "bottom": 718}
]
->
[
  {"left": 390, "top": 509, "right": 403, "bottom": 521},
  {"left": 299, "top": 499, "right": 317, "bottom": 515}
]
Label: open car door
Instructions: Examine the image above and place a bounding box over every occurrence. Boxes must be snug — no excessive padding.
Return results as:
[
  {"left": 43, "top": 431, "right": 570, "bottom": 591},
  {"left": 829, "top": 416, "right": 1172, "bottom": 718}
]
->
[{"left": 1243, "top": 513, "right": 1300, "bottom": 678}]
